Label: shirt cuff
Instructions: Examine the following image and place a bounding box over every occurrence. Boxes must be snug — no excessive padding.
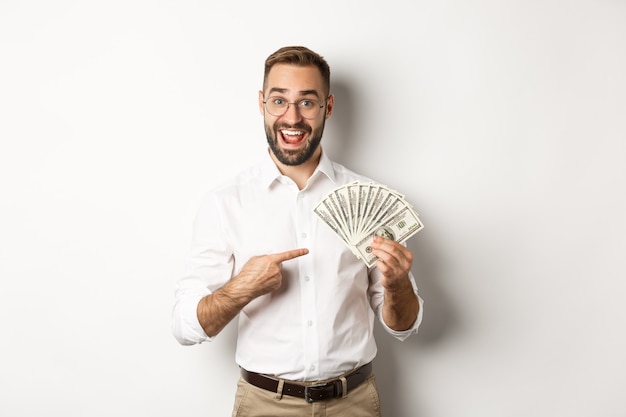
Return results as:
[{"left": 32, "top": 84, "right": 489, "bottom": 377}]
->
[
  {"left": 173, "top": 291, "right": 212, "bottom": 345},
  {"left": 379, "top": 294, "right": 424, "bottom": 341}
]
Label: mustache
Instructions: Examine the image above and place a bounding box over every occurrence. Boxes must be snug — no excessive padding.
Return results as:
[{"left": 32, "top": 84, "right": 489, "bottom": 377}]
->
[{"left": 274, "top": 122, "right": 311, "bottom": 133}]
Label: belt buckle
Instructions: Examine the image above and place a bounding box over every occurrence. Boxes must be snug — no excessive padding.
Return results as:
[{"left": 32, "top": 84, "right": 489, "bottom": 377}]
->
[{"left": 304, "top": 383, "right": 335, "bottom": 403}]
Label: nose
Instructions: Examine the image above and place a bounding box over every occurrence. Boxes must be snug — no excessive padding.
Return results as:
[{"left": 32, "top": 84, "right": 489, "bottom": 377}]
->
[{"left": 281, "top": 102, "right": 303, "bottom": 124}]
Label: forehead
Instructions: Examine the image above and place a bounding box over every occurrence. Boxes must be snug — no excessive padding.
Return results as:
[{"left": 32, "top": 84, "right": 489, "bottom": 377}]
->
[{"left": 265, "top": 64, "right": 325, "bottom": 96}]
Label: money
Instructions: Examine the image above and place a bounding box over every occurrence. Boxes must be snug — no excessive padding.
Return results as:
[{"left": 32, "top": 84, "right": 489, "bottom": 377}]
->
[{"left": 314, "top": 181, "right": 424, "bottom": 267}]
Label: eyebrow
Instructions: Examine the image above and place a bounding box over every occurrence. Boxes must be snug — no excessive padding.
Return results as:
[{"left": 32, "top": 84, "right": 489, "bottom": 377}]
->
[{"left": 268, "top": 88, "right": 321, "bottom": 98}]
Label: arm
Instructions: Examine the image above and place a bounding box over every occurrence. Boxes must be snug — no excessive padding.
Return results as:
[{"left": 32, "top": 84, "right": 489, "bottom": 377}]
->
[
  {"left": 369, "top": 236, "right": 419, "bottom": 331},
  {"left": 172, "top": 191, "right": 309, "bottom": 345},
  {"left": 197, "top": 249, "right": 309, "bottom": 337}
]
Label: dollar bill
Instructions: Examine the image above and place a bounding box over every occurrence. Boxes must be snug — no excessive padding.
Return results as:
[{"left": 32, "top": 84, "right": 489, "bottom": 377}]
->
[
  {"left": 354, "top": 205, "right": 424, "bottom": 267},
  {"left": 313, "top": 181, "right": 424, "bottom": 266}
]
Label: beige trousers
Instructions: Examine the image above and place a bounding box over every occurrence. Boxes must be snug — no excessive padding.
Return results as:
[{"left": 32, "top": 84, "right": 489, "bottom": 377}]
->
[{"left": 231, "top": 374, "right": 382, "bottom": 417}]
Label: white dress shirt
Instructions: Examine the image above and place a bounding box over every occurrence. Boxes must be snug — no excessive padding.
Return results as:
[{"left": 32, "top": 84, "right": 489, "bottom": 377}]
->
[{"left": 172, "top": 148, "right": 423, "bottom": 381}]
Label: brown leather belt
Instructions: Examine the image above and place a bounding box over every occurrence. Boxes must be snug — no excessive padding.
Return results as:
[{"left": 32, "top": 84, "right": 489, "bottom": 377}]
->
[{"left": 240, "top": 362, "right": 373, "bottom": 403}]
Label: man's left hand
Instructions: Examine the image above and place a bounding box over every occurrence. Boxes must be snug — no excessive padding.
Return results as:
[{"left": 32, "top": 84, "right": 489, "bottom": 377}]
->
[{"left": 369, "top": 235, "right": 414, "bottom": 289}]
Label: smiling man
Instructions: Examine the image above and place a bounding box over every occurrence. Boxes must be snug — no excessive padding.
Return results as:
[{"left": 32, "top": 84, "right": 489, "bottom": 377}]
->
[
  {"left": 172, "top": 46, "right": 423, "bottom": 417},
  {"left": 261, "top": 58, "right": 334, "bottom": 189}
]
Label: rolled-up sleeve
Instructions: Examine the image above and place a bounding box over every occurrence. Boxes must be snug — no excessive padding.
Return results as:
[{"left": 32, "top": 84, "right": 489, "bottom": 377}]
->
[
  {"left": 172, "top": 290, "right": 211, "bottom": 345},
  {"left": 171, "top": 192, "right": 234, "bottom": 346},
  {"left": 369, "top": 269, "right": 424, "bottom": 341}
]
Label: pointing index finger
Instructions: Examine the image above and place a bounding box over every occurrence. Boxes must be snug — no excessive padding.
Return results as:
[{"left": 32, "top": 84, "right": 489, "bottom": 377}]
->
[{"left": 270, "top": 248, "right": 309, "bottom": 263}]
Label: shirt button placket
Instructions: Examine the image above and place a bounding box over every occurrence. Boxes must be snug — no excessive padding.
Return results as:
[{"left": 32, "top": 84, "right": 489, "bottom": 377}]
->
[{"left": 296, "top": 191, "right": 319, "bottom": 380}]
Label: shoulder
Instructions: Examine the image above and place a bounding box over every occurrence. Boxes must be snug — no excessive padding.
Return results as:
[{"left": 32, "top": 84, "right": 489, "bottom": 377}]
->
[
  {"left": 202, "top": 162, "right": 266, "bottom": 203},
  {"left": 329, "top": 159, "right": 376, "bottom": 185}
]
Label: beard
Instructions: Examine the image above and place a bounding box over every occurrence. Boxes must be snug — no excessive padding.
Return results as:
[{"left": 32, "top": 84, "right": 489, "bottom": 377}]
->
[{"left": 265, "top": 119, "right": 325, "bottom": 166}]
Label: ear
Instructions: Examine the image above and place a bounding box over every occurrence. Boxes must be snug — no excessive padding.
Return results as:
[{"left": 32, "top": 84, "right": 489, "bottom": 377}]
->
[
  {"left": 258, "top": 91, "right": 265, "bottom": 116},
  {"left": 325, "top": 94, "right": 334, "bottom": 119}
]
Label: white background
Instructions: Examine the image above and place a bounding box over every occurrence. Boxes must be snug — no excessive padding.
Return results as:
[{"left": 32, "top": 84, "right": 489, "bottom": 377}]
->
[{"left": 1, "top": 1, "right": 625, "bottom": 416}]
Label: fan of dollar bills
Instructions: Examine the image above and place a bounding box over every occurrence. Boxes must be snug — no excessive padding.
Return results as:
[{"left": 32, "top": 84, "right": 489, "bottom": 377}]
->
[{"left": 313, "top": 180, "right": 424, "bottom": 267}]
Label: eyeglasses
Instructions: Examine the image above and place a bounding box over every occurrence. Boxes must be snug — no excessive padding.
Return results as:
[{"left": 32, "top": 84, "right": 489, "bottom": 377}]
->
[{"left": 263, "top": 96, "right": 326, "bottom": 119}]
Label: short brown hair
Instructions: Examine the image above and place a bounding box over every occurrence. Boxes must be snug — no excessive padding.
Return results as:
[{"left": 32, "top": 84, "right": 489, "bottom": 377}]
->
[{"left": 263, "top": 46, "right": 331, "bottom": 95}]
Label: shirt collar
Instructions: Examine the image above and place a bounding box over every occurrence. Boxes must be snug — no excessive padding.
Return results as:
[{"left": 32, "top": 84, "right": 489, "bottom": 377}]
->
[
  {"left": 259, "top": 147, "right": 337, "bottom": 189},
  {"left": 314, "top": 149, "right": 337, "bottom": 184}
]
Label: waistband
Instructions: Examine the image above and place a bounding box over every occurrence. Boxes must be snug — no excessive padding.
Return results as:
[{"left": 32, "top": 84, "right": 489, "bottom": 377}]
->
[{"left": 240, "top": 362, "right": 373, "bottom": 403}]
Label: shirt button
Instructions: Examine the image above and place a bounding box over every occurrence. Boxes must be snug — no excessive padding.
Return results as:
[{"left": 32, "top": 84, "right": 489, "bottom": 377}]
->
[
  {"left": 301, "top": 232, "right": 307, "bottom": 239},
  {"left": 304, "top": 276, "right": 310, "bottom": 282},
  {"left": 307, "top": 320, "right": 313, "bottom": 327},
  {"left": 310, "top": 365, "right": 316, "bottom": 371}
]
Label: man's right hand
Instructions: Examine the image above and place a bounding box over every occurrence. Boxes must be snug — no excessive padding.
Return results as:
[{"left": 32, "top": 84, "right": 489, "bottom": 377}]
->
[
  {"left": 196, "top": 248, "right": 309, "bottom": 337},
  {"left": 235, "top": 248, "right": 310, "bottom": 298}
]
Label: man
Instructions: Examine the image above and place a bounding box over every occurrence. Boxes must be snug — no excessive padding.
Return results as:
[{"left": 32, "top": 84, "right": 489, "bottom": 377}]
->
[{"left": 172, "top": 45, "right": 423, "bottom": 417}]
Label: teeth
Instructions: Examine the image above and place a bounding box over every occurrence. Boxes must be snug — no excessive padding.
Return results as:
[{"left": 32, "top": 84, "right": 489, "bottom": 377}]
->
[{"left": 282, "top": 130, "right": 303, "bottom": 136}]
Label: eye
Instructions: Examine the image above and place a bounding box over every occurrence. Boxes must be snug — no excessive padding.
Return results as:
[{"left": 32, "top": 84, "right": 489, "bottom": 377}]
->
[
  {"left": 271, "top": 97, "right": 285, "bottom": 105},
  {"left": 299, "top": 100, "right": 316, "bottom": 108}
]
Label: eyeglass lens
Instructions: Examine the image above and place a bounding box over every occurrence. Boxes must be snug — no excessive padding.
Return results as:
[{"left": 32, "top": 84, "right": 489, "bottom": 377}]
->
[{"left": 265, "top": 97, "right": 322, "bottom": 119}]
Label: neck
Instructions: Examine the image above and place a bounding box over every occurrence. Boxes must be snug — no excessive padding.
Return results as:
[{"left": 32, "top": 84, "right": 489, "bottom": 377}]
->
[{"left": 270, "top": 147, "right": 322, "bottom": 190}]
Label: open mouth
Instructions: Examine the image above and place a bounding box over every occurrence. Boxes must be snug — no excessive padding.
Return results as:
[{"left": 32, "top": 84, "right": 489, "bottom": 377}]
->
[{"left": 280, "top": 129, "right": 307, "bottom": 145}]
